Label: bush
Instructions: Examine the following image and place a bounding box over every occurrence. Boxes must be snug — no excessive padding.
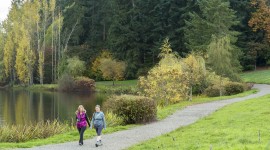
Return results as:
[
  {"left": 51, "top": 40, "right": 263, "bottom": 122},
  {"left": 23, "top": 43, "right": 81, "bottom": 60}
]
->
[
  {"left": 58, "top": 74, "right": 75, "bottom": 91},
  {"left": 204, "top": 85, "right": 225, "bottom": 97},
  {"left": 66, "top": 56, "right": 86, "bottom": 77},
  {"left": 74, "top": 76, "right": 96, "bottom": 92},
  {"left": 105, "top": 112, "right": 124, "bottom": 127},
  {"left": 105, "top": 95, "right": 157, "bottom": 124},
  {"left": 224, "top": 82, "right": 245, "bottom": 95},
  {"left": 243, "top": 82, "right": 254, "bottom": 91}
]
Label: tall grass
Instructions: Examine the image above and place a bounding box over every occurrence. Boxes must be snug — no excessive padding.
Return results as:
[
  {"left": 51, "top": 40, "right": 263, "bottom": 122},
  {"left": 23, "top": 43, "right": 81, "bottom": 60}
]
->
[{"left": 0, "top": 120, "right": 72, "bottom": 143}]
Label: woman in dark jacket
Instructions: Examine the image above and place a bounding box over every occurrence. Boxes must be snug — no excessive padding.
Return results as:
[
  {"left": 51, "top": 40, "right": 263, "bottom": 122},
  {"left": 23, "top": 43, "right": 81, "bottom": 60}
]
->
[{"left": 75, "top": 105, "right": 90, "bottom": 146}]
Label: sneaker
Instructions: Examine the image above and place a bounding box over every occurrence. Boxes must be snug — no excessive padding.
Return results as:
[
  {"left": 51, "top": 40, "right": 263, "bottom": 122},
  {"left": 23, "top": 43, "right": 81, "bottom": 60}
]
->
[
  {"left": 98, "top": 141, "right": 103, "bottom": 146},
  {"left": 79, "top": 143, "right": 82, "bottom": 146}
]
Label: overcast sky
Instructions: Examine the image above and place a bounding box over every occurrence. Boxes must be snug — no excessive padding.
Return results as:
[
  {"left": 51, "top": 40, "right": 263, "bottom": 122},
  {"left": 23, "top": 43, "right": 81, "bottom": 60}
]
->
[{"left": 0, "top": 0, "right": 12, "bottom": 23}]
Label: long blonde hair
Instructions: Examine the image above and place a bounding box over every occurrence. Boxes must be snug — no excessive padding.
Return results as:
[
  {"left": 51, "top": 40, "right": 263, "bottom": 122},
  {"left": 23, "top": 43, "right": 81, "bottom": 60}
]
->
[{"left": 75, "top": 105, "right": 86, "bottom": 114}]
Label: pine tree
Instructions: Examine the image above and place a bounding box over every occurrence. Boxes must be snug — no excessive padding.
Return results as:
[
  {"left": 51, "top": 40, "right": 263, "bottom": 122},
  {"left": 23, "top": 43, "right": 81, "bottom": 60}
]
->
[{"left": 184, "top": 0, "right": 239, "bottom": 54}]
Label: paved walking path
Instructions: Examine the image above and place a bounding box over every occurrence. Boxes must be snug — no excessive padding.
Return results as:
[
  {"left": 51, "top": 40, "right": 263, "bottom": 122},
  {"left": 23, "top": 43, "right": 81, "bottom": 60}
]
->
[{"left": 17, "top": 84, "right": 270, "bottom": 150}]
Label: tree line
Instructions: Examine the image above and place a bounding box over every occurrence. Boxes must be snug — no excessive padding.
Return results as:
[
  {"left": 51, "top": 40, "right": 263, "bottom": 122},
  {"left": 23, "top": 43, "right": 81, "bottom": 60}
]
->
[{"left": 0, "top": 0, "right": 270, "bottom": 85}]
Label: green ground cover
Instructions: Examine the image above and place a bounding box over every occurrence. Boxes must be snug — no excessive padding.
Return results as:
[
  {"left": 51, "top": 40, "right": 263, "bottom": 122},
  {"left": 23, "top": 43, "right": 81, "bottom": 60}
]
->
[
  {"left": 241, "top": 69, "right": 270, "bottom": 84},
  {"left": 0, "top": 125, "right": 136, "bottom": 149},
  {"left": 129, "top": 95, "right": 270, "bottom": 150}
]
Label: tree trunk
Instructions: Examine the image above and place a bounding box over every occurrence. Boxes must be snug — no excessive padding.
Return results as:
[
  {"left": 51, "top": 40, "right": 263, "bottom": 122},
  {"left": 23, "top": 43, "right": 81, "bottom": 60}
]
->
[
  {"left": 52, "top": 10, "right": 54, "bottom": 83},
  {"left": 64, "top": 19, "right": 78, "bottom": 52},
  {"left": 58, "top": 10, "right": 61, "bottom": 78},
  {"left": 189, "top": 86, "right": 193, "bottom": 101},
  {"left": 219, "top": 76, "right": 222, "bottom": 96},
  {"left": 103, "top": 22, "right": 106, "bottom": 41}
]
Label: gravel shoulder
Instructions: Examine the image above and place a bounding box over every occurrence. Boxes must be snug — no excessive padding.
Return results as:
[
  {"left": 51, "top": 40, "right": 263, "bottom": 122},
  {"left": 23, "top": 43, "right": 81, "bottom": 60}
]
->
[{"left": 16, "top": 84, "right": 270, "bottom": 150}]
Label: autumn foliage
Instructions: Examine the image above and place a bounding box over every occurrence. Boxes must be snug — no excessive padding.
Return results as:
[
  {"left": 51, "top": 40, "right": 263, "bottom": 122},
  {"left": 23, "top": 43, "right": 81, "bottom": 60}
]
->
[{"left": 249, "top": 0, "right": 270, "bottom": 40}]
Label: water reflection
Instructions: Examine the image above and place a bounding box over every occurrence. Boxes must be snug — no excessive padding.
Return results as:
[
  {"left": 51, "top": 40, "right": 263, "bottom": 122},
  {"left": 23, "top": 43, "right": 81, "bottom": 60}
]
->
[{"left": 0, "top": 89, "right": 107, "bottom": 125}]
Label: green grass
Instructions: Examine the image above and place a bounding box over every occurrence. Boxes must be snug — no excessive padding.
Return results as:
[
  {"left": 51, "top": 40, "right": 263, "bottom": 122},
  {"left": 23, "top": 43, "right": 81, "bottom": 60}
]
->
[
  {"left": 241, "top": 69, "right": 270, "bottom": 84},
  {"left": 129, "top": 94, "right": 270, "bottom": 150},
  {"left": 95, "top": 80, "right": 138, "bottom": 94},
  {"left": 157, "top": 89, "right": 258, "bottom": 120},
  {"left": 12, "top": 80, "right": 138, "bottom": 93},
  {"left": 0, "top": 125, "right": 137, "bottom": 149},
  {"left": 96, "top": 80, "right": 138, "bottom": 86}
]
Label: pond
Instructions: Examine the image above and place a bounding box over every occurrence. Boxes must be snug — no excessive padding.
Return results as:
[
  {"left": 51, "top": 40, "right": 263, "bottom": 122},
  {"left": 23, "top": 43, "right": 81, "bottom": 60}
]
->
[{"left": 0, "top": 89, "right": 108, "bottom": 126}]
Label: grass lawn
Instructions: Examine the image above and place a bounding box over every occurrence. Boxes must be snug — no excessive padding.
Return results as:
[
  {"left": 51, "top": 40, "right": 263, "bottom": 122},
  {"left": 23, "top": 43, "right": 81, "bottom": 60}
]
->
[
  {"left": 96, "top": 80, "right": 138, "bottom": 86},
  {"left": 12, "top": 80, "right": 138, "bottom": 92},
  {"left": 129, "top": 95, "right": 270, "bottom": 150},
  {"left": 241, "top": 69, "right": 270, "bottom": 84}
]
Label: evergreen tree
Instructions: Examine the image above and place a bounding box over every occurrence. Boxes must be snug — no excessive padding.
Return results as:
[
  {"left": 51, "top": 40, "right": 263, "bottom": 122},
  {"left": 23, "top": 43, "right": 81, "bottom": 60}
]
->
[{"left": 184, "top": 0, "right": 239, "bottom": 54}]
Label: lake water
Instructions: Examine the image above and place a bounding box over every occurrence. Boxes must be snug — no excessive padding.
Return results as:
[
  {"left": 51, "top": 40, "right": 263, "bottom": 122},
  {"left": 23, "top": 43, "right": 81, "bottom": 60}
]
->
[{"left": 0, "top": 89, "right": 107, "bottom": 126}]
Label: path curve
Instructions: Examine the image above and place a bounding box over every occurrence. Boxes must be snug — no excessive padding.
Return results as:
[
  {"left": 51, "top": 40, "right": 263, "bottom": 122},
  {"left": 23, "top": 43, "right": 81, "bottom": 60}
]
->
[{"left": 17, "top": 84, "right": 270, "bottom": 150}]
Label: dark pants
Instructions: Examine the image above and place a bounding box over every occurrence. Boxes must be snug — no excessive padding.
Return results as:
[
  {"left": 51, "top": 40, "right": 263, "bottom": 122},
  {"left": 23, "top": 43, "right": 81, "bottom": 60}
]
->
[
  {"left": 77, "top": 126, "right": 86, "bottom": 144},
  {"left": 95, "top": 125, "right": 103, "bottom": 136}
]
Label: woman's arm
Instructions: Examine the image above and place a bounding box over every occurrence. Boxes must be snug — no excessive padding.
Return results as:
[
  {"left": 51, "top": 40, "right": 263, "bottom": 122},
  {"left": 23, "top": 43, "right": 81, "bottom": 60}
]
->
[
  {"left": 85, "top": 113, "right": 91, "bottom": 127},
  {"left": 90, "top": 112, "right": 95, "bottom": 128},
  {"left": 102, "top": 112, "right": 106, "bottom": 129}
]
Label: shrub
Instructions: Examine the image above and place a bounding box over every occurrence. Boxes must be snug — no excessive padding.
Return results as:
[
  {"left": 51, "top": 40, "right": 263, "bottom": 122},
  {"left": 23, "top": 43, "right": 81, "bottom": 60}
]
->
[
  {"left": 66, "top": 56, "right": 86, "bottom": 77},
  {"left": 243, "top": 82, "right": 254, "bottom": 91},
  {"left": 224, "top": 82, "right": 245, "bottom": 95},
  {"left": 74, "top": 76, "right": 96, "bottom": 92},
  {"left": 204, "top": 85, "right": 225, "bottom": 97},
  {"left": 105, "top": 112, "right": 124, "bottom": 127},
  {"left": 58, "top": 74, "right": 75, "bottom": 91},
  {"left": 104, "top": 95, "right": 157, "bottom": 124}
]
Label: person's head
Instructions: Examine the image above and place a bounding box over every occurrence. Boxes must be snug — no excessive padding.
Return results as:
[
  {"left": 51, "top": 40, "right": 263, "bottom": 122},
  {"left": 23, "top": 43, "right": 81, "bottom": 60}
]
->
[
  {"left": 95, "top": 105, "right": 101, "bottom": 112},
  {"left": 76, "top": 105, "right": 86, "bottom": 114}
]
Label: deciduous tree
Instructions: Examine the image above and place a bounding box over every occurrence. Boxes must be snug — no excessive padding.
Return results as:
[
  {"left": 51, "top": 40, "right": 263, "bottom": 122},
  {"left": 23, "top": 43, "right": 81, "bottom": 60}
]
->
[{"left": 99, "top": 58, "right": 126, "bottom": 86}]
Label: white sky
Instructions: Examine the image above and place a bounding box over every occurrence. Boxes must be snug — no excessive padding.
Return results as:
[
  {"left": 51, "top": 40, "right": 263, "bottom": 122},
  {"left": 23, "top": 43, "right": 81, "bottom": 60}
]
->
[{"left": 0, "top": 0, "right": 12, "bottom": 23}]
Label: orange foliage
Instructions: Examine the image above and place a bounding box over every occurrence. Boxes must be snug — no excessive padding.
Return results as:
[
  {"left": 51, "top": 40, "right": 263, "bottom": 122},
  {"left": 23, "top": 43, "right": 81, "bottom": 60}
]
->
[{"left": 249, "top": 0, "right": 270, "bottom": 40}]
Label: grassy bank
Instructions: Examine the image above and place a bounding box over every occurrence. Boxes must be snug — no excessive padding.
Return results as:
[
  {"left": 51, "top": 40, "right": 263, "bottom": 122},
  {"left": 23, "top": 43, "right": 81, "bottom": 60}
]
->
[
  {"left": 0, "top": 125, "right": 136, "bottom": 149},
  {"left": 12, "top": 80, "right": 138, "bottom": 94},
  {"left": 241, "top": 69, "right": 270, "bottom": 84},
  {"left": 129, "top": 94, "right": 270, "bottom": 150}
]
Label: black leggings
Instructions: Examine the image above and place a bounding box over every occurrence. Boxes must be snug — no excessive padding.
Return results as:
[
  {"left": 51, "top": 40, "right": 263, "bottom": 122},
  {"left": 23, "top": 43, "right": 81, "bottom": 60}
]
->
[
  {"left": 95, "top": 125, "right": 103, "bottom": 136},
  {"left": 77, "top": 126, "right": 86, "bottom": 144}
]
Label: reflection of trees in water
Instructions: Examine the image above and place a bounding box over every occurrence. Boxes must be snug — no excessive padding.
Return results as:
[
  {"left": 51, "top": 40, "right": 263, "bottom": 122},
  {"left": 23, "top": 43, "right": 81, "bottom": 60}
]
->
[{"left": 0, "top": 90, "right": 108, "bottom": 125}]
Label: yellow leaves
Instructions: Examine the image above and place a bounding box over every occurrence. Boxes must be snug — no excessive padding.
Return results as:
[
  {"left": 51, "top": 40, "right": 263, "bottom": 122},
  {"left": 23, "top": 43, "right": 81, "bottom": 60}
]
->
[
  {"left": 99, "top": 58, "right": 126, "bottom": 81},
  {"left": 138, "top": 39, "right": 190, "bottom": 105},
  {"left": 15, "top": 25, "right": 34, "bottom": 84},
  {"left": 3, "top": 34, "right": 14, "bottom": 76},
  {"left": 91, "top": 50, "right": 112, "bottom": 74}
]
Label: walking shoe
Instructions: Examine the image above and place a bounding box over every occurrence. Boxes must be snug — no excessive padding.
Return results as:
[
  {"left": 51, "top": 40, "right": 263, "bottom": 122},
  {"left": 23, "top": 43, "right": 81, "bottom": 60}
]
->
[{"left": 98, "top": 140, "right": 103, "bottom": 146}]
